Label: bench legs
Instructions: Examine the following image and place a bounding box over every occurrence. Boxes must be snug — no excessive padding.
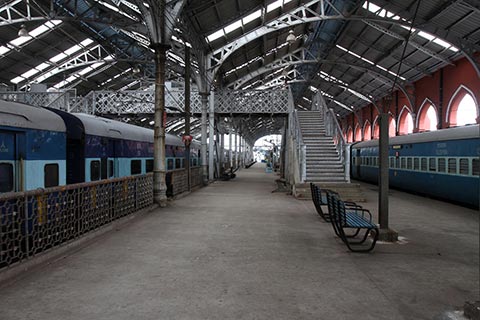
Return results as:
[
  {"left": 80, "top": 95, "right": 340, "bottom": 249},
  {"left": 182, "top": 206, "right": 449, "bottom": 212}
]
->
[{"left": 338, "top": 227, "right": 379, "bottom": 253}]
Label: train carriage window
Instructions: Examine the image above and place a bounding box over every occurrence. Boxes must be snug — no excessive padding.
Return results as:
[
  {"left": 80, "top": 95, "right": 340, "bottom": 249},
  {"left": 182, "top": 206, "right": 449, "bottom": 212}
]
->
[
  {"left": 448, "top": 158, "right": 457, "bottom": 174},
  {"left": 407, "top": 158, "right": 412, "bottom": 170},
  {"left": 395, "top": 158, "right": 400, "bottom": 168},
  {"left": 90, "top": 161, "right": 101, "bottom": 181},
  {"left": 389, "top": 157, "right": 394, "bottom": 168},
  {"left": 472, "top": 159, "right": 479, "bottom": 176},
  {"left": 375, "top": 157, "right": 379, "bottom": 167},
  {"left": 0, "top": 163, "right": 14, "bottom": 192},
  {"left": 175, "top": 158, "right": 181, "bottom": 169},
  {"left": 428, "top": 158, "right": 436, "bottom": 172},
  {"left": 413, "top": 158, "right": 420, "bottom": 171},
  {"left": 146, "top": 159, "right": 154, "bottom": 173},
  {"left": 401, "top": 158, "right": 406, "bottom": 169},
  {"left": 421, "top": 158, "right": 427, "bottom": 171},
  {"left": 131, "top": 160, "right": 142, "bottom": 175},
  {"left": 108, "top": 160, "right": 114, "bottom": 178},
  {"left": 44, "top": 164, "right": 59, "bottom": 188},
  {"left": 438, "top": 158, "right": 446, "bottom": 172},
  {"left": 459, "top": 158, "right": 469, "bottom": 175},
  {"left": 167, "top": 159, "right": 174, "bottom": 170}
]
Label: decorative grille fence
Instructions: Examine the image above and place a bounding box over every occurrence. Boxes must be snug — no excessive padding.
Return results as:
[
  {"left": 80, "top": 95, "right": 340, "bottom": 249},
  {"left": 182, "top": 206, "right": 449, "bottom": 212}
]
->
[{"left": 0, "top": 174, "right": 153, "bottom": 270}]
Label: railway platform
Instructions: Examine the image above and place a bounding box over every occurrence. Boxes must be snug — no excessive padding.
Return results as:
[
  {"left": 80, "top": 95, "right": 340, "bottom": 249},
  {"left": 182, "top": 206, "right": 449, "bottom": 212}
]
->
[{"left": 0, "top": 163, "right": 478, "bottom": 320}]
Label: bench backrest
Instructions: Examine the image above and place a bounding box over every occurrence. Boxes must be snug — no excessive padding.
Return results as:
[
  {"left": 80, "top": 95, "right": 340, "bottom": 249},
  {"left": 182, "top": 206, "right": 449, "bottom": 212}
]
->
[
  {"left": 333, "top": 197, "right": 347, "bottom": 226},
  {"left": 325, "top": 190, "right": 339, "bottom": 219}
]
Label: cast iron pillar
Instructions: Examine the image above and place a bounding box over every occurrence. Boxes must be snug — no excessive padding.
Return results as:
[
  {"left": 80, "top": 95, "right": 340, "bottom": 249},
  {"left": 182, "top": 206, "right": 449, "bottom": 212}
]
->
[
  {"left": 200, "top": 92, "right": 209, "bottom": 185},
  {"left": 378, "top": 112, "right": 398, "bottom": 241},
  {"left": 208, "top": 93, "right": 215, "bottom": 180},
  {"left": 229, "top": 131, "right": 233, "bottom": 168},
  {"left": 152, "top": 43, "right": 170, "bottom": 207},
  {"left": 184, "top": 45, "right": 191, "bottom": 191}
]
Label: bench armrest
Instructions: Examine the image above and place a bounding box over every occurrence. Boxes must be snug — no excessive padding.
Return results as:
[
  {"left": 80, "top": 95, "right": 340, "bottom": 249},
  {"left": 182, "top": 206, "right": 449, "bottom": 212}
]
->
[
  {"left": 344, "top": 201, "right": 362, "bottom": 209},
  {"left": 352, "top": 208, "right": 373, "bottom": 222}
]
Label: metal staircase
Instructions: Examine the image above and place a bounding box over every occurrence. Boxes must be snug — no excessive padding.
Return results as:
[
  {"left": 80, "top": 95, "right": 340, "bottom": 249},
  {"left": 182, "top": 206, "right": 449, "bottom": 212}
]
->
[{"left": 297, "top": 111, "right": 346, "bottom": 182}]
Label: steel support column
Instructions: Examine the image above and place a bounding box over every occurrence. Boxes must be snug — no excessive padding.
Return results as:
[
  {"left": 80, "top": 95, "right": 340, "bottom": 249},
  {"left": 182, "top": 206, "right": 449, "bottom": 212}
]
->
[
  {"left": 220, "top": 133, "right": 225, "bottom": 175},
  {"left": 378, "top": 112, "right": 393, "bottom": 236},
  {"left": 234, "top": 133, "right": 238, "bottom": 168},
  {"left": 208, "top": 93, "right": 215, "bottom": 181},
  {"left": 184, "top": 45, "right": 191, "bottom": 191},
  {"left": 152, "top": 43, "right": 170, "bottom": 207},
  {"left": 200, "top": 92, "right": 209, "bottom": 185},
  {"left": 228, "top": 131, "right": 233, "bottom": 168}
]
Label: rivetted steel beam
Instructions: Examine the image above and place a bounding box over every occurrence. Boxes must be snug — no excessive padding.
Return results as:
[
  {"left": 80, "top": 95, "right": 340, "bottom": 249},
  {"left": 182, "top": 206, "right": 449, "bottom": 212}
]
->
[
  {"left": 362, "top": 20, "right": 455, "bottom": 66},
  {"left": 230, "top": 47, "right": 413, "bottom": 108},
  {"left": 206, "top": 1, "right": 466, "bottom": 79}
]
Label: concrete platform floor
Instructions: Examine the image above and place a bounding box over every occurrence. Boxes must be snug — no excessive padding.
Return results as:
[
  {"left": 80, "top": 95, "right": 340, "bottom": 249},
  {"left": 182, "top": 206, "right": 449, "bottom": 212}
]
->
[{"left": 0, "top": 164, "right": 478, "bottom": 320}]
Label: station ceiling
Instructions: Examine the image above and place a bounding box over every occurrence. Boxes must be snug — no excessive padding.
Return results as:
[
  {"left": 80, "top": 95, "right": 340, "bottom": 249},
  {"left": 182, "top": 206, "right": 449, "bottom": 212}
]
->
[{"left": 0, "top": 0, "right": 479, "bottom": 121}]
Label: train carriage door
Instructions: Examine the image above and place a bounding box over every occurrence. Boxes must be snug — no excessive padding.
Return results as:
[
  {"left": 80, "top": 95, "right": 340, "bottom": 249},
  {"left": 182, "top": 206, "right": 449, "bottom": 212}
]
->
[
  {"left": 107, "top": 139, "right": 115, "bottom": 179},
  {"left": 0, "top": 130, "right": 25, "bottom": 192},
  {"left": 356, "top": 148, "right": 361, "bottom": 178},
  {"left": 0, "top": 131, "right": 16, "bottom": 193}
]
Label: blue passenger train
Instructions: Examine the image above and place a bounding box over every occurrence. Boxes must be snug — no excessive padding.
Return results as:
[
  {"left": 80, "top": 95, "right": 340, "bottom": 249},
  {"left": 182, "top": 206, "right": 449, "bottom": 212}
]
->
[
  {"left": 350, "top": 125, "right": 480, "bottom": 208},
  {"left": 0, "top": 100, "right": 200, "bottom": 194}
]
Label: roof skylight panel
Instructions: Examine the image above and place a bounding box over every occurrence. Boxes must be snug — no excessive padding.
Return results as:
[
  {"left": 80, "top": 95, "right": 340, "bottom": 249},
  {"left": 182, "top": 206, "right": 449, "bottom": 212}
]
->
[
  {"left": 94, "top": 0, "right": 138, "bottom": 20},
  {"left": 206, "top": 0, "right": 295, "bottom": 43},
  {"left": 0, "top": 20, "right": 62, "bottom": 58},
  {"left": 243, "top": 10, "right": 262, "bottom": 24},
  {"left": 336, "top": 44, "right": 405, "bottom": 81},
  {"left": 53, "top": 59, "right": 109, "bottom": 89},
  {"left": 11, "top": 38, "right": 96, "bottom": 84},
  {"left": 266, "top": 0, "right": 294, "bottom": 13},
  {"left": 362, "top": 1, "right": 458, "bottom": 52},
  {"left": 333, "top": 100, "right": 353, "bottom": 111}
]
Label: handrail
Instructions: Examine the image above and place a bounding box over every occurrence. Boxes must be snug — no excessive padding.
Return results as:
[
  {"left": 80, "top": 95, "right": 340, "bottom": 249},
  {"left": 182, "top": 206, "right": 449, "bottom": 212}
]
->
[
  {"left": 314, "top": 91, "right": 350, "bottom": 183},
  {"left": 289, "top": 109, "right": 306, "bottom": 183}
]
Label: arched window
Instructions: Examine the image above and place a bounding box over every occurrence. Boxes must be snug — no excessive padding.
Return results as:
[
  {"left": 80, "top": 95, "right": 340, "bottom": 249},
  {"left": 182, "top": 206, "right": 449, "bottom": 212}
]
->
[
  {"left": 418, "top": 101, "right": 438, "bottom": 132},
  {"left": 346, "top": 127, "right": 353, "bottom": 143},
  {"left": 372, "top": 117, "right": 380, "bottom": 139},
  {"left": 398, "top": 107, "right": 414, "bottom": 135},
  {"left": 354, "top": 124, "right": 362, "bottom": 141},
  {"left": 447, "top": 86, "right": 478, "bottom": 126},
  {"left": 389, "top": 116, "right": 396, "bottom": 137},
  {"left": 363, "top": 121, "right": 371, "bottom": 141}
]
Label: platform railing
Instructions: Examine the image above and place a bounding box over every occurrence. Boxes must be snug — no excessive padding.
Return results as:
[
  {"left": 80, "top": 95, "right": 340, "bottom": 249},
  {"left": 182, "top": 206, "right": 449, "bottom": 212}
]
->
[
  {"left": 0, "top": 174, "right": 153, "bottom": 270},
  {"left": 0, "top": 90, "right": 76, "bottom": 110}
]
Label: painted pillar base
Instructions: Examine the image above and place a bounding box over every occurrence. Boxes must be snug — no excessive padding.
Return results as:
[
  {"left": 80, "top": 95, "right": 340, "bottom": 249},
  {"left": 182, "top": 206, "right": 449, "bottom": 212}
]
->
[{"left": 378, "top": 228, "right": 399, "bottom": 242}]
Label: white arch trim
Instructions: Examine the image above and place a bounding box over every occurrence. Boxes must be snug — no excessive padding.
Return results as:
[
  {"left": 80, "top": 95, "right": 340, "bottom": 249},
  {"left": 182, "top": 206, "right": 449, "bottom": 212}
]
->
[
  {"left": 398, "top": 105, "right": 414, "bottom": 134},
  {"left": 445, "top": 84, "right": 479, "bottom": 123},
  {"left": 416, "top": 98, "right": 438, "bottom": 129}
]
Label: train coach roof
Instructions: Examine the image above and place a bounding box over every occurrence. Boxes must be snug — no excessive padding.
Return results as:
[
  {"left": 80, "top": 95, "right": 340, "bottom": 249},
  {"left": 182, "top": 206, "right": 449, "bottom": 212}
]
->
[
  {"left": 73, "top": 113, "right": 153, "bottom": 142},
  {"left": 352, "top": 125, "right": 480, "bottom": 149},
  {"left": 73, "top": 113, "right": 184, "bottom": 145},
  {"left": 0, "top": 100, "right": 66, "bottom": 132}
]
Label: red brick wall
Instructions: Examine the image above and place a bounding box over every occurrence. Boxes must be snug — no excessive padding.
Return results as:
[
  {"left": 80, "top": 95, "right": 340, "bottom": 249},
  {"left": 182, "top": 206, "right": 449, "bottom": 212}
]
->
[{"left": 340, "top": 57, "right": 480, "bottom": 138}]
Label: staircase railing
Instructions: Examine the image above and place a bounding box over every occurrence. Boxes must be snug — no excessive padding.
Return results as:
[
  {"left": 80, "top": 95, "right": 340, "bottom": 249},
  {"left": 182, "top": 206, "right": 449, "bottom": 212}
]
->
[
  {"left": 322, "top": 107, "right": 350, "bottom": 183},
  {"left": 289, "top": 110, "right": 306, "bottom": 183}
]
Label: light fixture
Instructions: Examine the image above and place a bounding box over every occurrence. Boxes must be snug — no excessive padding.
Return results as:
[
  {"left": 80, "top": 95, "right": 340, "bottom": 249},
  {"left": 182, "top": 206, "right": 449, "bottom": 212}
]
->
[
  {"left": 18, "top": 24, "right": 29, "bottom": 37},
  {"left": 132, "top": 65, "right": 141, "bottom": 74},
  {"left": 286, "top": 30, "right": 296, "bottom": 44}
]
